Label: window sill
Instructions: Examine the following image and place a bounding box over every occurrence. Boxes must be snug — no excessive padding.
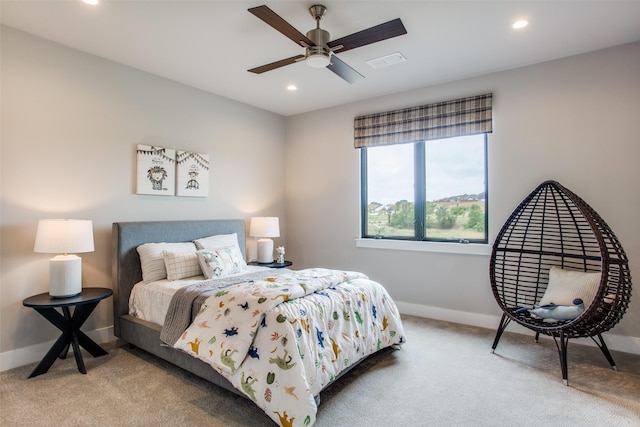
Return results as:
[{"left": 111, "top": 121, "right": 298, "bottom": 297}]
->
[{"left": 355, "top": 238, "right": 492, "bottom": 256}]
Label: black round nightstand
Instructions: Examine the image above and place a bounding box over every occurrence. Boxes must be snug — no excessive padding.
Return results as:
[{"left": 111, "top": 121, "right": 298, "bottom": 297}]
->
[
  {"left": 248, "top": 260, "right": 292, "bottom": 268},
  {"left": 23, "top": 287, "right": 112, "bottom": 378}
]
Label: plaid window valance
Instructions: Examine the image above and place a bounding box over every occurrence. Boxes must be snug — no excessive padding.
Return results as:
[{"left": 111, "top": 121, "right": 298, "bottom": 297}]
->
[{"left": 354, "top": 93, "right": 493, "bottom": 148}]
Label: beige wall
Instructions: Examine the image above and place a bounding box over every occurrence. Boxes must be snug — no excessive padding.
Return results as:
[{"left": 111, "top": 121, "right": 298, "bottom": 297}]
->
[
  {"left": 285, "top": 42, "right": 640, "bottom": 351},
  {"left": 2, "top": 24, "right": 639, "bottom": 370},
  {"left": 0, "top": 26, "right": 287, "bottom": 361}
]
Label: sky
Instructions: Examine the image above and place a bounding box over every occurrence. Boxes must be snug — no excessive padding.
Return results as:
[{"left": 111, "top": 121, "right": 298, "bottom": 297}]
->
[{"left": 367, "top": 134, "right": 486, "bottom": 205}]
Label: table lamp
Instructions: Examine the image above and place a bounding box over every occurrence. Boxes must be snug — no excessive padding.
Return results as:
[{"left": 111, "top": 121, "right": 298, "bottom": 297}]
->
[
  {"left": 249, "top": 217, "right": 280, "bottom": 264},
  {"left": 34, "top": 219, "right": 94, "bottom": 298}
]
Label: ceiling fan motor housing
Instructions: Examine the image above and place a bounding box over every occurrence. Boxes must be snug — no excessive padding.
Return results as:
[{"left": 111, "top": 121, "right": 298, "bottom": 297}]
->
[{"left": 306, "top": 28, "right": 331, "bottom": 56}]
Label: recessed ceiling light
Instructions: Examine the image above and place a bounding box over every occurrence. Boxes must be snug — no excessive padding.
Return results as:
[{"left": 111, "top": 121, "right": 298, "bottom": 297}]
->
[
  {"left": 287, "top": 85, "right": 297, "bottom": 91},
  {"left": 512, "top": 20, "right": 528, "bottom": 29}
]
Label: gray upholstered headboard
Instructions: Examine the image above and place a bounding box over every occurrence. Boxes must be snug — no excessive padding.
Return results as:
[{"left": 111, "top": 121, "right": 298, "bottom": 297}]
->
[{"left": 111, "top": 219, "right": 246, "bottom": 336}]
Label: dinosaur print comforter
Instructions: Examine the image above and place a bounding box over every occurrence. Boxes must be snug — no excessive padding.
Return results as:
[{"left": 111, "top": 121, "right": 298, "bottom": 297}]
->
[{"left": 170, "top": 268, "right": 405, "bottom": 426}]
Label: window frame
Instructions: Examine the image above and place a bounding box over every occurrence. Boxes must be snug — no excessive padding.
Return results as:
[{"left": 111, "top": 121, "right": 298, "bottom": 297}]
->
[{"left": 360, "top": 134, "right": 489, "bottom": 244}]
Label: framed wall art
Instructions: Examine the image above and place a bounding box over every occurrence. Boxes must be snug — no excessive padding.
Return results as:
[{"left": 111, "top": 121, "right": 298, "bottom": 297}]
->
[
  {"left": 176, "top": 150, "right": 210, "bottom": 197},
  {"left": 136, "top": 144, "right": 176, "bottom": 195}
]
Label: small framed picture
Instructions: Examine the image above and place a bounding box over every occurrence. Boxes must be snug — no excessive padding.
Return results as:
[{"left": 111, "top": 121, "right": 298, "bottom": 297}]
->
[
  {"left": 136, "top": 145, "right": 176, "bottom": 195},
  {"left": 176, "top": 150, "right": 210, "bottom": 197}
]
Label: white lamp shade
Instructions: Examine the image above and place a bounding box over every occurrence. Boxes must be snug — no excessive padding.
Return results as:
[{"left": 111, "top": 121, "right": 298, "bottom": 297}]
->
[
  {"left": 249, "top": 217, "right": 280, "bottom": 238},
  {"left": 34, "top": 219, "right": 94, "bottom": 254}
]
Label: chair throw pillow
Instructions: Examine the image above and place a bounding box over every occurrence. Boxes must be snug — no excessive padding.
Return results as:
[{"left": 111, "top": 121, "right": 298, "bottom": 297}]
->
[{"left": 539, "top": 266, "right": 600, "bottom": 309}]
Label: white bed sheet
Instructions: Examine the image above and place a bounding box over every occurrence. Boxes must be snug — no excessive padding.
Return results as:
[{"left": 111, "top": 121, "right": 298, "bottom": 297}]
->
[{"left": 129, "top": 265, "right": 271, "bottom": 325}]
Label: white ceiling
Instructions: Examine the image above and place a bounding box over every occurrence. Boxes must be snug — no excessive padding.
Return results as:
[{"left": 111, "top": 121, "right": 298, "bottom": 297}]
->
[{"left": 2, "top": 1, "right": 639, "bottom": 116}]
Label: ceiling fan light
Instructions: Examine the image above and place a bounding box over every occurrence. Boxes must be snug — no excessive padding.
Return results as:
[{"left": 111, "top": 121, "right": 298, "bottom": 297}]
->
[{"left": 306, "top": 53, "right": 330, "bottom": 68}]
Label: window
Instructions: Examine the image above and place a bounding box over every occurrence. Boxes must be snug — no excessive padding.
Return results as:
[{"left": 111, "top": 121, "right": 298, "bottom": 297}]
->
[
  {"left": 361, "top": 134, "right": 488, "bottom": 243},
  {"left": 355, "top": 93, "right": 492, "bottom": 244}
]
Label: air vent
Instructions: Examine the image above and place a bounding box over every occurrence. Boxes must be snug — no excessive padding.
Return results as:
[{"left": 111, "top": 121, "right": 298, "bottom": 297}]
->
[{"left": 366, "top": 52, "right": 407, "bottom": 69}]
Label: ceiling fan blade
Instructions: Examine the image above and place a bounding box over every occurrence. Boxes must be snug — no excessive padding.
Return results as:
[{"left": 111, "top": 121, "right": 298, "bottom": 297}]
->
[
  {"left": 328, "top": 18, "right": 407, "bottom": 53},
  {"left": 326, "top": 55, "right": 364, "bottom": 84},
  {"left": 248, "top": 55, "right": 306, "bottom": 74},
  {"left": 249, "top": 5, "right": 315, "bottom": 47}
]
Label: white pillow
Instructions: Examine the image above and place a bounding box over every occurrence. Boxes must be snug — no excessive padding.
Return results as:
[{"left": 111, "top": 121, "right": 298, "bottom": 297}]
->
[
  {"left": 193, "top": 232, "right": 239, "bottom": 249},
  {"left": 196, "top": 246, "right": 245, "bottom": 279},
  {"left": 193, "top": 233, "right": 246, "bottom": 267},
  {"left": 163, "top": 250, "right": 202, "bottom": 281},
  {"left": 539, "top": 266, "right": 600, "bottom": 308},
  {"left": 136, "top": 242, "right": 197, "bottom": 283}
]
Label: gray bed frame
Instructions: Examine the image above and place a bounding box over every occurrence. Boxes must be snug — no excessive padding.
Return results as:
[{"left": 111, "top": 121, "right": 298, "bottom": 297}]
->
[
  {"left": 112, "top": 219, "right": 246, "bottom": 396},
  {"left": 112, "top": 219, "right": 384, "bottom": 406}
]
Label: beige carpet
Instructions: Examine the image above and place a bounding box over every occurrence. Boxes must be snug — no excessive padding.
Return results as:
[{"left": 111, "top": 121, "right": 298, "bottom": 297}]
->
[{"left": 1, "top": 315, "right": 639, "bottom": 426}]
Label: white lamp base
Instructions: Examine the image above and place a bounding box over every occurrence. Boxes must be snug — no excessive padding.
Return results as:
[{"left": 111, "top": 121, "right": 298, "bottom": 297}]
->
[
  {"left": 256, "top": 238, "right": 274, "bottom": 264},
  {"left": 49, "top": 255, "right": 83, "bottom": 298}
]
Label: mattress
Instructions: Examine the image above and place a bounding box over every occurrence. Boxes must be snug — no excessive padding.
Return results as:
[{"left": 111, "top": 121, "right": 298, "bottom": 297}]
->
[{"left": 129, "top": 265, "right": 271, "bottom": 325}]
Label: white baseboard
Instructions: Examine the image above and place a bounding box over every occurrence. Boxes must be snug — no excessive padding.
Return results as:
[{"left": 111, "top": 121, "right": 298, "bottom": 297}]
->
[
  {"left": 0, "top": 326, "right": 115, "bottom": 373},
  {"left": 396, "top": 301, "right": 640, "bottom": 355},
  {"left": 3, "top": 304, "right": 638, "bottom": 373}
]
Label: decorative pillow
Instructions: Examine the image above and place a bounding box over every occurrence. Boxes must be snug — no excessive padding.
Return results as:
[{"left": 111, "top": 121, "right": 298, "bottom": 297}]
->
[
  {"left": 193, "top": 232, "right": 238, "bottom": 249},
  {"left": 193, "top": 233, "right": 247, "bottom": 267},
  {"left": 196, "top": 246, "right": 244, "bottom": 279},
  {"left": 136, "top": 242, "right": 197, "bottom": 283},
  {"left": 539, "top": 266, "right": 600, "bottom": 308},
  {"left": 163, "top": 250, "right": 202, "bottom": 281}
]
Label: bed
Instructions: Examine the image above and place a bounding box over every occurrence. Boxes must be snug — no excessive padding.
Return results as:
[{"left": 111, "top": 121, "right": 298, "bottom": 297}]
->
[{"left": 112, "top": 220, "right": 405, "bottom": 426}]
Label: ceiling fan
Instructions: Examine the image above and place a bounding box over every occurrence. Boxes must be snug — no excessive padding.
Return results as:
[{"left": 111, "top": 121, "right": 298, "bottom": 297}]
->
[{"left": 248, "top": 4, "right": 407, "bottom": 84}]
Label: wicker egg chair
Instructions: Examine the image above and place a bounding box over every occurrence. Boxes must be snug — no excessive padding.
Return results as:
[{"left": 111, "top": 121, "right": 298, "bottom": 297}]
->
[{"left": 490, "top": 180, "right": 632, "bottom": 385}]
